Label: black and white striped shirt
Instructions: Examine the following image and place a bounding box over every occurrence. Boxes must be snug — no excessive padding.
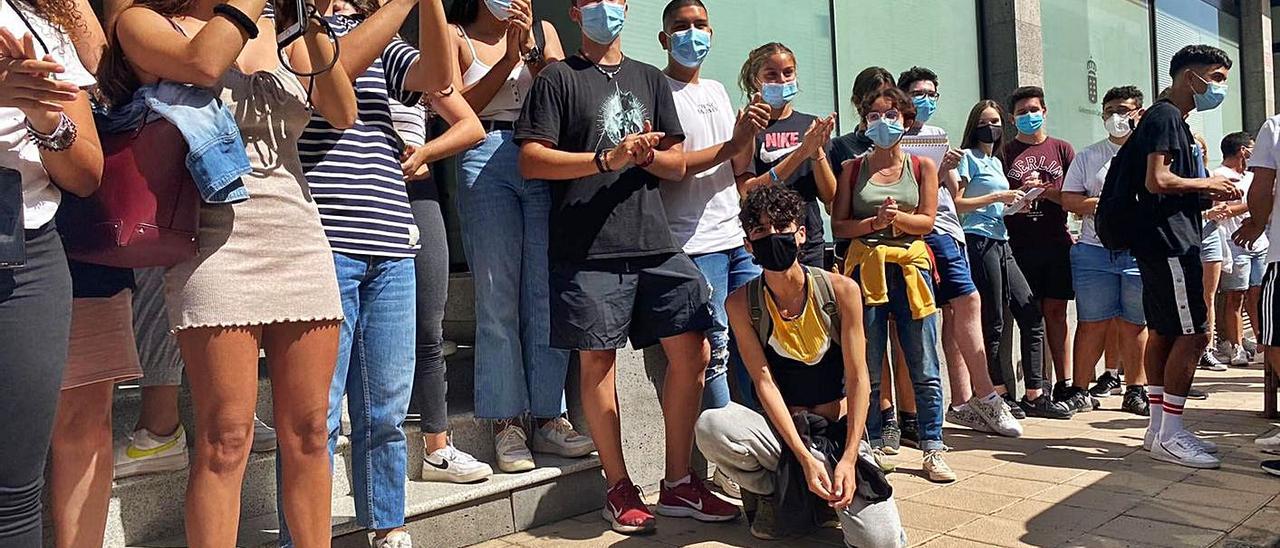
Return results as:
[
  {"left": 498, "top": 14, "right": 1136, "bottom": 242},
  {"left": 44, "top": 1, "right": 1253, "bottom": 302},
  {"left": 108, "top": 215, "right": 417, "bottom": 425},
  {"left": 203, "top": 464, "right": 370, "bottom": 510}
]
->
[{"left": 299, "top": 14, "right": 422, "bottom": 257}]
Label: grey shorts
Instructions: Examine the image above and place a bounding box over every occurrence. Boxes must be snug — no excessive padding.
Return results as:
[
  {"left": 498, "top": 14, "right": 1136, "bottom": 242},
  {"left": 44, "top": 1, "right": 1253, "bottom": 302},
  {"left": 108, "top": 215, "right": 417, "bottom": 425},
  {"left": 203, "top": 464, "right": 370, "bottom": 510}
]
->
[{"left": 132, "top": 267, "right": 184, "bottom": 386}]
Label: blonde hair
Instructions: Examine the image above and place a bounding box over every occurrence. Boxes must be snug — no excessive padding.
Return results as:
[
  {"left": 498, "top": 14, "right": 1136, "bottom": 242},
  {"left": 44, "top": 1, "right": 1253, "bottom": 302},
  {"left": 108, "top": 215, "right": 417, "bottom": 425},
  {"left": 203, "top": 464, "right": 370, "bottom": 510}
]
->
[{"left": 738, "top": 42, "right": 795, "bottom": 97}]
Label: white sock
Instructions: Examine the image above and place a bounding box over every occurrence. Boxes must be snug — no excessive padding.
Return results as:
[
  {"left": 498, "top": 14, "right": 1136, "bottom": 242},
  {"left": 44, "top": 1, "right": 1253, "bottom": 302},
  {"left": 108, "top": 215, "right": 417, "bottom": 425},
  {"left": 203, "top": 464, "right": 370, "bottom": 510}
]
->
[
  {"left": 1106, "top": 368, "right": 1119, "bottom": 377},
  {"left": 1160, "top": 393, "right": 1187, "bottom": 443},
  {"left": 981, "top": 391, "right": 1002, "bottom": 405},
  {"left": 1147, "top": 386, "right": 1164, "bottom": 435},
  {"left": 952, "top": 402, "right": 969, "bottom": 412},
  {"left": 663, "top": 474, "right": 692, "bottom": 488}
]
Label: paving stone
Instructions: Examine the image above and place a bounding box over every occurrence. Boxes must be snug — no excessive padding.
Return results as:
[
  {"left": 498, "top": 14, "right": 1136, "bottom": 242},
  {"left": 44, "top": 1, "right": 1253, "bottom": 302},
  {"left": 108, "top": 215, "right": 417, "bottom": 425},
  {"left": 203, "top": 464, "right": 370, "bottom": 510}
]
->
[
  {"left": 992, "top": 499, "right": 1120, "bottom": 532},
  {"left": 510, "top": 470, "right": 606, "bottom": 531},
  {"left": 1124, "top": 499, "right": 1255, "bottom": 532},
  {"left": 908, "top": 486, "right": 1021, "bottom": 515},
  {"left": 903, "top": 527, "right": 940, "bottom": 546},
  {"left": 502, "top": 516, "right": 666, "bottom": 547},
  {"left": 1027, "top": 483, "right": 1146, "bottom": 512},
  {"left": 1066, "top": 469, "right": 1178, "bottom": 497},
  {"left": 895, "top": 500, "right": 984, "bottom": 533},
  {"left": 917, "top": 535, "right": 996, "bottom": 548},
  {"left": 985, "top": 461, "right": 1088, "bottom": 484},
  {"left": 1157, "top": 482, "right": 1272, "bottom": 512},
  {"left": 1061, "top": 533, "right": 1174, "bottom": 548},
  {"left": 953, "top": 473, "right": 1055, "bottom": 498},
  {"left": 1220, "top": 506, "right": 1280, "bottom": 548},
  {"left": 1092, "top": 515, "right": 1224, "bottom": 547},
  {"left": 947, "top": 515, "right": 1076, "bottom": 547}
]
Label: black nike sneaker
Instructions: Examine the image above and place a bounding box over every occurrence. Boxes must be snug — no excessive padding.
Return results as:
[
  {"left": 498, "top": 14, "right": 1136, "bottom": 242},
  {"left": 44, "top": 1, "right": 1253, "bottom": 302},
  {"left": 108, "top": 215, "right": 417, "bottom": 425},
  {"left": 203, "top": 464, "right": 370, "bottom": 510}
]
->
[
  {"left": 1089, "top": 371, "right": 1123, "bottom": 398},
  {"left": 1122, "top": 386, "right": 1150, "bottom": 416}
]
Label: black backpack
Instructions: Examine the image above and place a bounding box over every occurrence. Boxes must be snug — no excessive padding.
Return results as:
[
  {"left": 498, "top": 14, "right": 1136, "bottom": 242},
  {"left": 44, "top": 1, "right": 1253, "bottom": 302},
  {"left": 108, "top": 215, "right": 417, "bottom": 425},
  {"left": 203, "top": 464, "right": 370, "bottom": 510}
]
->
[{"left": 1096, "top": 140, "right": 1141, "bottom": 251}]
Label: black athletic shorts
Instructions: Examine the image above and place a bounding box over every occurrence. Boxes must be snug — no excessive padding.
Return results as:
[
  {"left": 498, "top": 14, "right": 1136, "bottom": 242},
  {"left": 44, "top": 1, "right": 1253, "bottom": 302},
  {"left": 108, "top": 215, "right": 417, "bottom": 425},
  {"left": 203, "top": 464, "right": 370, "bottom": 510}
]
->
[
  {"left": 1134, "top": 252, "right": 1207, "bottom": 337},
  {"left": 549, "top": 252, "right": 714, "bottom": 350},
  {"left": 1258, "top": 262, "right": 1280, "bottom": 346},
  {"left": 1012, "top": 243, "right": 1075, "bottom": 301}
]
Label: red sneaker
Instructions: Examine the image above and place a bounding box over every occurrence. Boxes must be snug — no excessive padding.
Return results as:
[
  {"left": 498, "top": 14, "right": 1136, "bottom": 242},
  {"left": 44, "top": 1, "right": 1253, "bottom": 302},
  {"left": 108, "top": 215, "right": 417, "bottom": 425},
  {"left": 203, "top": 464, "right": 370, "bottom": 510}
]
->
[
  {"left": 656, "top": 473, "right": 741, "bottom": 522},
  {"left": 601, "top": 478, "right": 656, "bottom": 534}
]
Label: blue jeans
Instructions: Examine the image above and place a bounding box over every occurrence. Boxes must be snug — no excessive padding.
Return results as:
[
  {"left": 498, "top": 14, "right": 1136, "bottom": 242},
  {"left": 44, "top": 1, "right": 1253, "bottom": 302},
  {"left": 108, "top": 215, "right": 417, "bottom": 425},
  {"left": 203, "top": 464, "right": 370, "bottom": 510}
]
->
[
  {"left": 691, "top": 246, "right": 761, "bottom": 409},
  {"left": 854, "top": 264, "right": 945, "bottom": 451},
  {"left": 458, "top": 129, "right": 569, "bottom": 420},
  {"left": 279, "top": 253, "right": 416, "bottom": 543},
  {"left": 1070, "top": 243, "right": 1145, "bottom": 325}
]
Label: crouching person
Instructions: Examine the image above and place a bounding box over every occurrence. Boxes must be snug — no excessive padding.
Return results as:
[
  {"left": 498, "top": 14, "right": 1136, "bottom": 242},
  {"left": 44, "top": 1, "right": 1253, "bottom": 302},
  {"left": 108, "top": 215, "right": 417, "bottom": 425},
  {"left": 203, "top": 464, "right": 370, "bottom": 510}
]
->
[{"left": 695, "top": 186, "right": 906, "bottom": 547}]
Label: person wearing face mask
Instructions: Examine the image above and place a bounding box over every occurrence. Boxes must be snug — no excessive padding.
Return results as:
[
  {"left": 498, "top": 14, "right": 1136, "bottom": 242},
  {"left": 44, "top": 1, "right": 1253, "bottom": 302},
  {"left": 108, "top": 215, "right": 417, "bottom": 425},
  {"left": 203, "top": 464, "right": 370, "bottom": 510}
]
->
[
  {"left": 695, "top": 185, "right": 907, "bottom": 546},
  {"left": 828, "top": 66, "right": 894, "bottom": 170},
  {"left": 1060, "top": 85, "right": 1151, "bottom": 418},
  {"left": 737, "top": 42, "right": 837, "bottom": 269},
  {"left": 1210, "top": 132, "right": 1263, "bottom": 368},
  {"left": 657, "top": 0, "right": 770, "bottom": 454},
  {"left": 1101, "top": 44, "right": 1240, "bottom": 470},
  {"left": 518, "top": 0, "right": 740, "bottom": 534},
  {"left": 955, "top": 100, "right": 1074, "bottom": 421},
  {"left": 999, "top": 86, "right": 1079, "bottom": 409},
  {"left": 895, "top": 67, "right": 1022, "bottom": 440},
  {"left": 831, "top": 87, "right": 954, "bottom": 483}
]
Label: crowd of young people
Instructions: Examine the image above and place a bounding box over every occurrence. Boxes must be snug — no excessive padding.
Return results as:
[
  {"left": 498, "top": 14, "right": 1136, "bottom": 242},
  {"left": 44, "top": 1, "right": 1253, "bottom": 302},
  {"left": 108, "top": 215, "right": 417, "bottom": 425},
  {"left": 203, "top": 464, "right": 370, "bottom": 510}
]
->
[{"left": 2, "top": 0, "right": 1280, "bottom": 546}]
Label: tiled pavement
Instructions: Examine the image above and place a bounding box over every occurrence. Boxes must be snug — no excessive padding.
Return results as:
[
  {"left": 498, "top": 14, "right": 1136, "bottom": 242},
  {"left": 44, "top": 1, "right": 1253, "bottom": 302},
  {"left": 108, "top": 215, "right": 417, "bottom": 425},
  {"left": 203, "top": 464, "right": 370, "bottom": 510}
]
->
[{"left": 476, "top": 366, "right": 1280, "bottom": 548}]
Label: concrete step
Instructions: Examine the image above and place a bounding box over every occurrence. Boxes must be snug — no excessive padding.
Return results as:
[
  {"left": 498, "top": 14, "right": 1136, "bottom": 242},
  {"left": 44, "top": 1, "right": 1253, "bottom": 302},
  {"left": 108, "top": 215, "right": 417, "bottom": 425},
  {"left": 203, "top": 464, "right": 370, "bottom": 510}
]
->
[{"left": 54, "top": 346, "right": 607, "bottom": 547}]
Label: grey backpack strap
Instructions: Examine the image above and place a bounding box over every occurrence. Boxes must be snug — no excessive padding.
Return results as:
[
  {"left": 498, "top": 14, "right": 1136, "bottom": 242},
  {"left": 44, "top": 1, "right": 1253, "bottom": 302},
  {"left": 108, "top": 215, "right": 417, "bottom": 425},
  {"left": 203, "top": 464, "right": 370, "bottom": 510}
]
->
[
  {"left": 806, "top": 266, "right": 841, "bottom": 337},
  {"left": 747, "top": 275, "right": 770, "bottom": 345}
]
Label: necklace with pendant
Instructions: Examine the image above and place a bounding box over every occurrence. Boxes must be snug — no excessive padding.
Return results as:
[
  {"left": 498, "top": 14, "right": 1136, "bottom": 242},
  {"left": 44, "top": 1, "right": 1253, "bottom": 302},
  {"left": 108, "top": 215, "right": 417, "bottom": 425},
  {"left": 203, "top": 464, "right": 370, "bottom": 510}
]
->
[{"left": 580, "top": 50, "right": 623, "bottom": 80}]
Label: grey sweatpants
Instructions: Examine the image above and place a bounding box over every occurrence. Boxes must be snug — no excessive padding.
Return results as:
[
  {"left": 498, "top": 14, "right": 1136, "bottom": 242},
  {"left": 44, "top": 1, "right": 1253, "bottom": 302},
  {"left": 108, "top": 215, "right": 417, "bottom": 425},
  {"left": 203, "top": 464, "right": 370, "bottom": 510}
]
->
[{"left": 695, "top": 402, "right": 907, "bottom": 548}]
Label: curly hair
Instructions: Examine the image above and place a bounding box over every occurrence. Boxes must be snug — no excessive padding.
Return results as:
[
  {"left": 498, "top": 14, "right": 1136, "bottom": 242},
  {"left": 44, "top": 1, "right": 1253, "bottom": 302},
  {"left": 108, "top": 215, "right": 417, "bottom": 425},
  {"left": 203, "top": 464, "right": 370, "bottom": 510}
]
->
[
  {"left": 740, "top": 185, "right": 804, "bottom": 235},
  {"left": 14, "top": 0, "right": 82, "bottom": 35}
]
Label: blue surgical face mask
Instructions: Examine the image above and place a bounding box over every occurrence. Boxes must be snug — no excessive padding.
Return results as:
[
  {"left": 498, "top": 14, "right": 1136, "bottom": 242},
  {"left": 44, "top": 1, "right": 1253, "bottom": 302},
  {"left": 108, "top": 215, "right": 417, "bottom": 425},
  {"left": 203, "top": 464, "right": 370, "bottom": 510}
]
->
[
  {"left": 484, "top": 0, "right": 512, "bottom": 20},
  {"left": 761, "top": 81, "right": 799, "bottom": 109},
  {"left": 867, "top": 119, "right": 905, "bottom": 149},
  {"left": 1192, "top": 72, "right": 1228, "bottom": 112},
  {"left": 578, "top": 1, "right": 626, "bottom": 45},
  {"left": 912, "top": 95, "right": 937, "bottom": 124},
  {"left": 1015, "top": 111, "right": 1044, "bottom": 135},
  {"left": 667, "top": 28, "right": 711, "bottom": 68}
]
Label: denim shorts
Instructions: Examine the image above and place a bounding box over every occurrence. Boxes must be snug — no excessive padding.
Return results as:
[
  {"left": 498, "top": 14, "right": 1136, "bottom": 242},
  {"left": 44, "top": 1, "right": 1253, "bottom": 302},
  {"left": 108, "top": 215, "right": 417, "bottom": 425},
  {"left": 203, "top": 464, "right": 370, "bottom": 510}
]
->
[
  {"left": 1221, "top": 249, "right": 1267, "bottom": 291},
  {"left": 924, "top": 232, "right": 976, "bottom": 304},
  {"left": 1070, "top": 243, "right": 1145, "bottom": 325},
  {"left": 1201, "top": 222, "right": 1226, "bottom": 263}
]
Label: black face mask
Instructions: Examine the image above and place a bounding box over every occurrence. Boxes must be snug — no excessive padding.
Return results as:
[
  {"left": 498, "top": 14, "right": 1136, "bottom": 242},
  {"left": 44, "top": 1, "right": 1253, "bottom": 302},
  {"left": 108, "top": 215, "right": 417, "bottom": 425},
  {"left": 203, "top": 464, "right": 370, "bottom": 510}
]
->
[
  {"left": 973, "top": 124, "right": 1002, "bottom": 144},
  {"left": 750, "top": 232, "right": 799, "bottom": 272}
]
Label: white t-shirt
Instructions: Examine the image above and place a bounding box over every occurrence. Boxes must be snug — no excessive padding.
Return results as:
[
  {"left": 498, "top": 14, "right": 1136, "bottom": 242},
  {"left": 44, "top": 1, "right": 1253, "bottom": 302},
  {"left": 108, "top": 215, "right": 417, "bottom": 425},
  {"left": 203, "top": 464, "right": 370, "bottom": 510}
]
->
[
  {"left": 1246, "top": 115, "right": 1280, "bottom": 264},
  {"left": 1061, "top": 138, "right": 1121, "bottom": 247},
  {"left": 660, "top": 77, "right": 743, "bottom": 255},
  {"left": 1213, "top": 165, "right": 1267, "bottom": 255},
  {"left": 0, "top": 1, "right": 94, "bottom": 229},
  {"left": 900, "top": 124, "right": 965, "bottom": 243}
]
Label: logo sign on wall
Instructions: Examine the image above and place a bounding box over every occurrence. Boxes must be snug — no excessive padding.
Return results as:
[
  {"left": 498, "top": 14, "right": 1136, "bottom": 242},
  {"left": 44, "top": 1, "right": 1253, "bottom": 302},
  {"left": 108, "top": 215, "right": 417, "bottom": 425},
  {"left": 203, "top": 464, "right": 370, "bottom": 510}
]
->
[{"left": 1087, "top": 59, "right": 1098, "bottom": 104}]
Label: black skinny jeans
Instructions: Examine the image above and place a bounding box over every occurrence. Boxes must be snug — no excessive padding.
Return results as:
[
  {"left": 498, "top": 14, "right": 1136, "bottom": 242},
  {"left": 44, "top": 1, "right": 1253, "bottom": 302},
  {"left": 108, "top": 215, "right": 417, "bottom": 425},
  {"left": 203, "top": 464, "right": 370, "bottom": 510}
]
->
[
  {"left": 0, "top": 225, "right": 71, "bottom": 547},
  {"left": 966, "top": 234, "right": 1046, "bottom": 393},
  {"left": 411, "top": 180, "right": 450, "bottom": 434}
]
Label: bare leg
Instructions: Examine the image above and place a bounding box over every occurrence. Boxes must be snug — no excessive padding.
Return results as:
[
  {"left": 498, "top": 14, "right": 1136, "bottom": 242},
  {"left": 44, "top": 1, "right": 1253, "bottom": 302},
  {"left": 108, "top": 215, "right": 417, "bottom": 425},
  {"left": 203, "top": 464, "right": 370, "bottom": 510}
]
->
[
  {"left": 1043, "top": 298, "right": 1072, "bottom": 385},
  {"left": 947, "top": 293, "right": 996, "bottom": 398},
  {"left": 1118, "top": 321, "right": 1148, "bottom": 386},
  {"left": 178, "top": 326, "right": 262, "bottom": 547},
  {"left": 658, "top": 331, "right": 709, "bottom": 481},
  {"left": 1071, "top": 320, "right": 1109, "bottom": 389},
  {"left": 1223, "top": 291, "right": 1245, "bottom": 346},
  {"left": 423, "top": 432, "right": 448, "bottom": 453},
  {"left": 137, "top": 385, "right": 181, "bottom": 436},
  {"left": 1105, "top": 321, "right": 1123, "bottom": 374},
  {"left": 1246, "top": 286, "right": 1266, "bottom": 357},
  {"left": 941, "top": 304, "right": 973, "bottom": 404},
  {"left": 580, "top": 349, "right": 625, "bottom": 486},
  {"left": 263, "top": 321, "right": 340, "bottom": 548},
  {"left": 50, "top": 381, "right": 115, "bottom": 548},
  {"left": 1203, "top": 262, "right": 1222, "bottom": 348},
  {"left": 1166, "top": 334, "right": 1210, "bottom": 396}
]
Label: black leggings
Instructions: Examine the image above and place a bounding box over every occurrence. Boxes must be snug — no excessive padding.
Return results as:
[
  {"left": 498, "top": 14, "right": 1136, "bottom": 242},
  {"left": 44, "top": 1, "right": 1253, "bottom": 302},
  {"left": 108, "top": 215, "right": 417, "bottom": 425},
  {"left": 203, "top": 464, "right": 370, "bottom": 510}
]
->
[
  {"left": 0, "top": 226, "right": 71, "bottom": 547},
  {"left": 966, "top": 234, "right": 1046, "bottom": 393},
  {"left": 411, "top": 183, "right": 450, "bottom": 434}
]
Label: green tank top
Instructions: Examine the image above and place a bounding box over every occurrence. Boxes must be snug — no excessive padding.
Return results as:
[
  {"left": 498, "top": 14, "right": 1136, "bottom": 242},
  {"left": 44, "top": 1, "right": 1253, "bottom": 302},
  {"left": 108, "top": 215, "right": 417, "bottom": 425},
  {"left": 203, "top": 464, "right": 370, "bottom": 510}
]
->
[{"left": 850, "top": 154, "right": 921, "bottom": 247}]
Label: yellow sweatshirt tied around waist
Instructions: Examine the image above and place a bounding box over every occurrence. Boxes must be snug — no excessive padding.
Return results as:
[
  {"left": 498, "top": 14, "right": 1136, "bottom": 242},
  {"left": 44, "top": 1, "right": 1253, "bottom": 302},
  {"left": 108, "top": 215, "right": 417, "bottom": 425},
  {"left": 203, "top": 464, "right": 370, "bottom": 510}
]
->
[{"left": 842, "top": 239, "right": 937, "bottom": 320}]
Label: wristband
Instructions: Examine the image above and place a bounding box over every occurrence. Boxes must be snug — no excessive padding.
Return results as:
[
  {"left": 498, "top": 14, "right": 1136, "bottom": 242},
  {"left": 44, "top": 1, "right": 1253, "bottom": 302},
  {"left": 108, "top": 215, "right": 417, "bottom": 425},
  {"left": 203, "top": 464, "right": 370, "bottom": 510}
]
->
[
  {"left": 214, "top": 3, "right": 260, "bottom": 39},
  {"left": 769, "top": 167, "right": 781, "bottom": 183},
  {"left": 594, "top": 149, "right": 611, "bottom": 173}
]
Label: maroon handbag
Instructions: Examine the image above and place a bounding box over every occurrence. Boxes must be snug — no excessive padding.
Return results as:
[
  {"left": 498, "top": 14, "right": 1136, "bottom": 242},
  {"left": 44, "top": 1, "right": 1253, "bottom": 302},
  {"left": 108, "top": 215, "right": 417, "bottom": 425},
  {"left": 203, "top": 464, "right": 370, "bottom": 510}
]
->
[{"left": 58, "top": 118, "right": 200, "bottom": 268}]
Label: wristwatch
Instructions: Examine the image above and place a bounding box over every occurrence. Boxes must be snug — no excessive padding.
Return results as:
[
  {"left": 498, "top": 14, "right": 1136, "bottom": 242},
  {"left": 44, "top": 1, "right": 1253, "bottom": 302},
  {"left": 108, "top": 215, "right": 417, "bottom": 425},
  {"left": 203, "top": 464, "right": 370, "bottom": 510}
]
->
[
  {"left": 521, "top": 44, "right": 543, "bottom": 65},
  {"left": 26, "top": 113, "right": 77, "bottom": 152}
]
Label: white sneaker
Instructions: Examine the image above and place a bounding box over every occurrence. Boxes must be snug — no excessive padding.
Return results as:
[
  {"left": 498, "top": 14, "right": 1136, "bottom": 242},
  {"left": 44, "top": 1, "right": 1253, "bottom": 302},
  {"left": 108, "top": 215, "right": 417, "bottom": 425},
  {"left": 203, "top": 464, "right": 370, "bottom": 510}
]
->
[
  {"left": 712, "top": 468, "right": 741, "bottom": 499},
  {"left": 871, "top": 448, "right": 896, "bottom": 473},
  {"left": 1230, "top": 344, "right": 1250, "bottom": 367},
  {"left": 1255, "top": 431, "right": 1280, "bottom": 447},
  {"left": 1145, "top": 428, "right": 1218, "bottom": 453},
  {"left": 530, "top": 417, "right": 595, "bottom": 458},
  {"left": 421, "top": 444, "right": 493, "bottom": 483},
  {"left": 495, "top": 423, "right": 536, "bottom": 473},
  {"left": 252, "top": 415, "right": 277, "bottom": 452},
  {"left": 1151, "top": 431, "right": 1221, "bottom": 469},
  {"left": 1143, "top": 427, "right": 1156, "bottom": 452},
  {"left": 969, "top": 395, "right": 1024, "bottom": 438},
  {"left": 374, "top": 530, "right": 412, "bottom": 548},
  {"left": 1201, "top": 348, "right": 1228, "bottom": 372},
  {"left": 114, "top": 426, "right": 189, "bottom": 479}
]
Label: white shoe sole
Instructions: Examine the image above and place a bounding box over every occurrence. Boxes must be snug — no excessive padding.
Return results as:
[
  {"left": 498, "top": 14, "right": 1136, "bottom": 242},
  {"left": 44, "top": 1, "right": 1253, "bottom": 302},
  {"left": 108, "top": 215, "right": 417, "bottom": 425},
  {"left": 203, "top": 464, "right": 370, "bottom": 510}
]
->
[
  {"left": 1149, "top": 446, "right": 1220, "bottom": 469},
  {"left": 420, "top": 463, "right": 492, "bottom": 484},
  {"left": 601, "top": 508, "right": 654, "bottom": 534},
  {"left": 114, "top": 452, "right": 188, "bottom": 480},
  {"left": 530, "top": 437, "right": 596, "bottom": 458},
  {"left": 655, "top": 504, "right": 739, "bottom": 522},
  {"left": 497, "top": 458, "right": 536, "bottom": 473},
  {"left": 1263, "top": 464, "right": 1280, "bottom": 477},
  {"left": 1256, "top": 437, "right": 1280, "bottom": 447}
]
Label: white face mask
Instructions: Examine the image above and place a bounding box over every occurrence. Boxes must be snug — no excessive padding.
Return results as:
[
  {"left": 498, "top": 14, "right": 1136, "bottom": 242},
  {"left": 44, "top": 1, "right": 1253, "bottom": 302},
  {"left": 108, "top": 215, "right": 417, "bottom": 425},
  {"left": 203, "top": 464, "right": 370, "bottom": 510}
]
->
[{"left": 1104, "top": 113, "right": 1132, "bottom": 139}]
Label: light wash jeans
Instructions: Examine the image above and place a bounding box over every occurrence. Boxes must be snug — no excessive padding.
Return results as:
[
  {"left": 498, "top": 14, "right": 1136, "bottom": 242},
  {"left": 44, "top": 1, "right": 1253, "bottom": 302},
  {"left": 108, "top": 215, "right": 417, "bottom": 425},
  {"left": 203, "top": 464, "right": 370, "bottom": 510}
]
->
[
  {"left": 458, "top": 129, "right": 569, "bottom": 420},
  {"left": 852, "top": 264, "right": 946, "bottom": 451},
  {"left": 691, "top": 246, "right": 760, "bottom": 409},
  {"left": 278, "top": 253, "right": 416, "bottom": 544}
]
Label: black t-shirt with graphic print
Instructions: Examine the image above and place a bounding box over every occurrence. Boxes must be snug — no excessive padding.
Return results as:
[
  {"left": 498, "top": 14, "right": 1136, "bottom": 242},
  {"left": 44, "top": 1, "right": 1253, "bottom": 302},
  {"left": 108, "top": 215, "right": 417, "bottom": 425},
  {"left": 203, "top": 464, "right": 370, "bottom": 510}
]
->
[
  {"left": 748, "top": 112, "right": 830, "bottom": 266},
  {"left": 516, "top": 55, "right": 685, "bottom": 262}
]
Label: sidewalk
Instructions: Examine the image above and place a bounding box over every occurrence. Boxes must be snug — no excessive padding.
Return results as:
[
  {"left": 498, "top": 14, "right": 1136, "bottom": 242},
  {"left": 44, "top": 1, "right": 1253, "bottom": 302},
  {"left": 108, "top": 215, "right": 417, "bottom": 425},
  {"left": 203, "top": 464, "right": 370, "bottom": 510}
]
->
[{"left": 475, "top": 365, "right": 1280, "bottom": 548}]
